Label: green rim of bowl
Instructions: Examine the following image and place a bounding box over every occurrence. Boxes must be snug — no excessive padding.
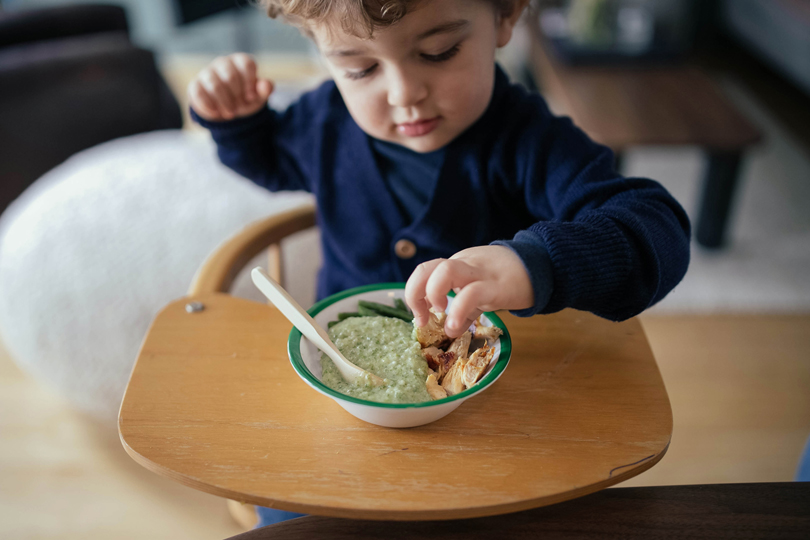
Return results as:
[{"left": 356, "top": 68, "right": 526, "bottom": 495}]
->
[{"left": 287, "top": 282, "right": 512, "bottom": 408}]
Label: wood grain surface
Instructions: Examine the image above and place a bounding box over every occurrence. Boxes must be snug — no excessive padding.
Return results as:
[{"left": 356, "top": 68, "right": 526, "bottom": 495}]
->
[
  {"left": 119, "top": 294, "right": 672, "bottom": 520},
  {"left": 226, "top": 482, "right": 810, "bottom": 539},
  {"left": 529, "top": 22, "right": 762, "bottom": 151}
]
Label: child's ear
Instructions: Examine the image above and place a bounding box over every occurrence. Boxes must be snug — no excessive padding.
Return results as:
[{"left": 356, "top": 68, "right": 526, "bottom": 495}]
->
[{"left": 496, "top": 0, "right": 530, "bottom": 48}]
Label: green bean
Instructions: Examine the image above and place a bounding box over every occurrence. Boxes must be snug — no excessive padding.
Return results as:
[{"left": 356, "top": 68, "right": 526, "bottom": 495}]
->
[
  {"left": 337, "top": 312, "right": 361, "bottom": 320},
  {"left": 358, "top": 300, "right": 413, "bottom": 322},
  {"left": 357, "top": 305, "right": 380, "bottom": 317},
  {"left": 394, "top": 298, "right": 412, "bottom": 315}
]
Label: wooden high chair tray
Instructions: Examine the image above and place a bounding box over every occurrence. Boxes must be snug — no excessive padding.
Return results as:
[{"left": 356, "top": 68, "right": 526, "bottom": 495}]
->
[{"left": 119, "top": 293, "right": 672, "bottom": 521}]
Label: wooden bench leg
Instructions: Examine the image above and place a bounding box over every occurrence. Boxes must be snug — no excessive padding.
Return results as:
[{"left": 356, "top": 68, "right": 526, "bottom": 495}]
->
[{"left": 696, "top": 151, "right": 743, "bottom": 249}]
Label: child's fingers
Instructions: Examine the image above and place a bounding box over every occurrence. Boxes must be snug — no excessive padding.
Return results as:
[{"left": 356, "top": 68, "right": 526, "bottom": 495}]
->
[
  {"left": 231, "top": 53, "right": 258, "bottom": 101},
  {"left": 201, "top": 70, "right": 237, "bottom": 118},
  {"left": 446, "top": 282, "right": 489, "bottom": 337},
  {"left": 188, "top": 79, "right": 222, "bottom": 120},
  {"left": 214, "top": 59, "right": 245, "bottom": 109},
  {"left": 256, "top": 78, "right": 274, "bottom": 102},
  {"left": 405, "top": 259, "right": 444, "bottom": 326},
  {"left": 447, "top": 310, "right": 483, "bottom": 339},
  {"left": 408, "top": 296, "right": 430, "bottom": 327},
  {"left": 424, "top": 259, "right": 477, "bottom": 315}
]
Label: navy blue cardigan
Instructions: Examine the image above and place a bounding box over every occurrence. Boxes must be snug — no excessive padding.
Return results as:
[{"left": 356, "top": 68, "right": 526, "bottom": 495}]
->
[{"left": 194, "top": 66, "right": 690, "bottom": 321}]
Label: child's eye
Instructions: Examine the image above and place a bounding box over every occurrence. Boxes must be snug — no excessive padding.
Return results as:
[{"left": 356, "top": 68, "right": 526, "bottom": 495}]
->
[
  {"left": 345, "top": 64, "right": 378, "bottom": 80},
  {"left": 421, "top": 44, "right": 461, "bottom": 63}
]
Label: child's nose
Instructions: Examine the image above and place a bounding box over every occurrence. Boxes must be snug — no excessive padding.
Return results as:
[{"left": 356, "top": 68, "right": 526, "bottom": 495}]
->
[{"left": 386, "top": 68, "right": 428, "bottom": 108}]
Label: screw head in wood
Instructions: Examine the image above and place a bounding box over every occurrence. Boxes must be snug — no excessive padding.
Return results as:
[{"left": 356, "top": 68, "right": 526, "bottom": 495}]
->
[{"left": 185, "top": 302, "right": 205, "bottom": 313}]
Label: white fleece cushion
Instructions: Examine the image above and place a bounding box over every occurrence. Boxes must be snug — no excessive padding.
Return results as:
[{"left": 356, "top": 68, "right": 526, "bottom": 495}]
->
[{"left": 0, "top": 130, "right": 317, "bottom": 421}]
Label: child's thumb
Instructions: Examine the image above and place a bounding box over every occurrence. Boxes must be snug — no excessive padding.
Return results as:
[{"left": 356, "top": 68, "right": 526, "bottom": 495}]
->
[{"left": 256, "top": 79, "right": 274, "bottom": 101}]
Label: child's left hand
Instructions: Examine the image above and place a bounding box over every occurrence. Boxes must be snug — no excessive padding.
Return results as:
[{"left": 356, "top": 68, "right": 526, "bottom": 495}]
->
[{"left": 405, "top": 246, "right": 535, "bottom": 338}]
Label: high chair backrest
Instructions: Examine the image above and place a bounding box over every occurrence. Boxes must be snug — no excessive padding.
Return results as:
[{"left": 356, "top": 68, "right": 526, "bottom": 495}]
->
[{"left": 189, "top": 204, "right": 316, "bottom": 295}]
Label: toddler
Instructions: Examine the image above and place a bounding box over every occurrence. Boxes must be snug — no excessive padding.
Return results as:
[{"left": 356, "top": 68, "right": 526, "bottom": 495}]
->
[{"left": 189, "top": 0, "right": 690, "bottom": 524}]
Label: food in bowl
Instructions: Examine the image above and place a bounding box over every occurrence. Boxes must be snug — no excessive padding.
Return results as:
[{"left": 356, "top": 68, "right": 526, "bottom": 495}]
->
[
  {"left": 320, "top": 299, "right": 502, "bottom": 404},
  {"left": 416, "top": 310, "right": 501, "bottom": 399},
  {"left": 322, "top": 316, "right": 431, "bottom": 403},
  {"left": 287, "top": 284, "right": 511, "bottom": 428}
]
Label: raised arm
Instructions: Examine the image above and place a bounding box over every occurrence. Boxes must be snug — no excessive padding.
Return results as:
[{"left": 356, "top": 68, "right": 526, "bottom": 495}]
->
[{"left": 188, "top": 53, "right": 327, "bottom": 193}]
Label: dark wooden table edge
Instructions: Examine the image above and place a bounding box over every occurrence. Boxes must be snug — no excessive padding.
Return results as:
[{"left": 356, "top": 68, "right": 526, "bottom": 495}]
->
[{"left": 228, "top": 482, "right": 810, "bottom": 540}]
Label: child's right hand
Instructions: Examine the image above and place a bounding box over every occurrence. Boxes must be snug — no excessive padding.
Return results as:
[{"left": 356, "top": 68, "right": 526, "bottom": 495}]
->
[
  {"left": 405, "top": 246, "right": 535, "bottom": 339},
  {"left": 187, "top": 53, "right": 274, "bottom": 122}
]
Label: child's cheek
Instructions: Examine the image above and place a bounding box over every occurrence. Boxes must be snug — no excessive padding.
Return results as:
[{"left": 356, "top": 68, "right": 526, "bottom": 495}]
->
[
  {"left": 439, "top": 70, "right": 493, "bottom": 128},
  {"left": 334, "top": 81, "right": 380, "bottom": 131},
  {"left": 346, "top": 91, "right": 390, "bottom": 137}
]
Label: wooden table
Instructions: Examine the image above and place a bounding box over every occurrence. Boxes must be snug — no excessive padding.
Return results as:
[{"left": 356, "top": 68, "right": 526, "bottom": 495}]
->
[
  {"left": 226, "top": 482, "right": 810, "bottom": 539},
  {"left": 119, "top": 293, "right": 672, "bottom": 520},
  {"left": 528, "top": 24, "right": 762, "bottom": 248}
]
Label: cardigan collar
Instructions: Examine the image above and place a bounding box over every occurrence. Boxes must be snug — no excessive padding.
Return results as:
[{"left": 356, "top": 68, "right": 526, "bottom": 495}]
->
[{"left": 337, "top": 64, "right": 515, "bottom": 278}]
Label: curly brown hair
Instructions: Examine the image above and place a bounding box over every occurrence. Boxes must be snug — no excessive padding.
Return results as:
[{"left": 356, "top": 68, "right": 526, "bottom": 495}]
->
[{"left": 257, "top": 0, "right": 527, "bottom": 38}]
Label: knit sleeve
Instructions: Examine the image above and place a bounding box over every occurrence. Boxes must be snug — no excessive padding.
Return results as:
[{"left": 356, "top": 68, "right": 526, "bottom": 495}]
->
[
  {"left": 490, "top": 231, "right": 554, "bottom": 318},
  {"left": 514, "top": 108, "right": 691, "bottom": 321},
  {"left": 190, "top": 82, "right": 339, "bottom": 193}
]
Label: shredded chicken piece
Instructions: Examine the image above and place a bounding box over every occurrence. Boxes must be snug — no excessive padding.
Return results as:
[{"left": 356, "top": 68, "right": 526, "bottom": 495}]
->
[
  {"left": 446, "top": 331, "right": 471, "bottom": 362},
  {"left": 421, "top": 346, "right": 443, "bottom": 371},
  {"left": 422, "top": 347, "right": 456, "bottom": 381},
  {"left": 462, "top": 344, "right": 494, "bottom": 389},
  {"left": 426, "top": 373, "right": 448, "bottom": 400},
  {"left": 415, "top": 309, "right": 449, "bottom": 348},
  {"left": 437, "top": 351, "right": 457, "bottom": 380},
  {"left": 417, "top": 314, "right": 501, "bottom": 399},
  {"left": 473, "top": 323, "right": 503, "bottom": 343},
  {"left": 441, "top": 359, "right": 466, "bottom": 396}
]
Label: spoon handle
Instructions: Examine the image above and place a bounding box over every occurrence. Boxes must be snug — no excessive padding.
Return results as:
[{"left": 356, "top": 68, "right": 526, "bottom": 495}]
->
[{"left": 251, "top": 268, "right": 383, "bottom": 386}]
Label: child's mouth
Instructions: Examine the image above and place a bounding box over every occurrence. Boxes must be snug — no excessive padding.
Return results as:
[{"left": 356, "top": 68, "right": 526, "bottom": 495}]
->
[{"left": 396, "top": 117, "right": 440, "bottom": 137}]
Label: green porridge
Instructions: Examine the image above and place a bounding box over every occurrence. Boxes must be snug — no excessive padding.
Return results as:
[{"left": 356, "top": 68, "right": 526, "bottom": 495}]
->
[{"left": 320, "top": 316, "right": 432, "bottom": 404}]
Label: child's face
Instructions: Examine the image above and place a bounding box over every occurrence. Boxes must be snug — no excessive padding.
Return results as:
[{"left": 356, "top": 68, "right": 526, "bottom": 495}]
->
[{"left": 311, "top": 0, "right": 519, "bottom": 153}]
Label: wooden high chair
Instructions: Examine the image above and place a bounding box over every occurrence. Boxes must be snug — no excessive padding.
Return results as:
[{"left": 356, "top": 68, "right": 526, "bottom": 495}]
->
[
  {"left": 119, "top": 202, "right": 673, "bottom": 522},
  {"left": 189, "top": 203, "right": 317, "bottom": 296}
]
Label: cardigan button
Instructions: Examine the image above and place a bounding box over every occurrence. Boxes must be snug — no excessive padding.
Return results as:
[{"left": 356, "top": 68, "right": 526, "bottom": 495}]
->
[{"left": 394, "top": 239, "right": 417, "bottom": 259}]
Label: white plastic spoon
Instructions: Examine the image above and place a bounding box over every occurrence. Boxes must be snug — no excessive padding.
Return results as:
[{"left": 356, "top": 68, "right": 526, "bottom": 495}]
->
[{"left": 251, "top": 267, "right": 385, "bottom": 387}]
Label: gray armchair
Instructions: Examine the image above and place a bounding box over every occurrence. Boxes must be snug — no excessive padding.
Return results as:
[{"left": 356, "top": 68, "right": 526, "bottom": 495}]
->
[{"left": 0, "top": 4, "right": 183, "bottom": 214}]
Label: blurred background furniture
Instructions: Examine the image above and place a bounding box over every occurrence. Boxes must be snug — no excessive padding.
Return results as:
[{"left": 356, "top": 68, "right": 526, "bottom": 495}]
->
[
  {"left": 0, "top": 3, "right": 183, "bottom": 214},
  {"left": 529, "top": 6, "right": 762, "bottom": 248},
  {"left": 721, "top": 0, "right": 810, "bottom": 98},
  {"left": 227, "top": 482, "right": 810, "bottom": 540},
  {"left": 535, "top": 0, "right": 702, "bottom": 65},
  {"left": 169, "top": 0, "right": 260, "bottom": 53},
  {"left": 170, "top": 0, "right": 242, "bottom": 24}
]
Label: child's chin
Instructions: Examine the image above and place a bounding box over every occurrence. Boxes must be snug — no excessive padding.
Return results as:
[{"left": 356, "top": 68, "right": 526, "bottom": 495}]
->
[{"left": 397, "top": 134, "right": 450, "bottom": 154}]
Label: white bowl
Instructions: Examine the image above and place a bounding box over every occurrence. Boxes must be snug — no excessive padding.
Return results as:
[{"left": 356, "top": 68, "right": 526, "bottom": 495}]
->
[{"left": 287, "top": 283, "right": 512, "bottom": 428}]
